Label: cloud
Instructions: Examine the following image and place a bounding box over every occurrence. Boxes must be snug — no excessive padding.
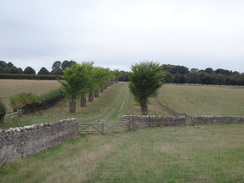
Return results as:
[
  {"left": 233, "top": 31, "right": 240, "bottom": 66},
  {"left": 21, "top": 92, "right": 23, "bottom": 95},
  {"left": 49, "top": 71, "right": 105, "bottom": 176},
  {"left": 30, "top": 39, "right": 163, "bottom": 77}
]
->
[{"left": 0, "top": 0, "right": 244, "bottom": 72}]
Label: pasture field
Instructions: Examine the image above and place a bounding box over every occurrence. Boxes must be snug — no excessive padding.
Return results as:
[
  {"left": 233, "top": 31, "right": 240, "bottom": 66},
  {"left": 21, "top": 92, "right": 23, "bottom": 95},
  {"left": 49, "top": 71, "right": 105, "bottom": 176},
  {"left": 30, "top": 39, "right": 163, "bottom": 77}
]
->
[
  {"left": 0, "top": 81, "right": 244, "bottom": 182},
  {"left": 158, "top": 84, "right": 244, "bottom": 116},
  {"left": 0, "top": 79, "right": 61, "bottom": 113},
  {"left": 0, "top": 124, "right": 243, "bottom": 183}
]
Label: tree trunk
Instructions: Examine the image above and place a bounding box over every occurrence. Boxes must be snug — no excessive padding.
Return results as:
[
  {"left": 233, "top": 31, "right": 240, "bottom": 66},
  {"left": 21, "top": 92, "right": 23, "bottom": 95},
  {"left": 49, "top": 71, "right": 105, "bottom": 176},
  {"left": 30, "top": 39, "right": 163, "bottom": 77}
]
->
[
  {"left": 0, "top": 116, "right": 4, "bottom": 123},
  {"left": 69, "top": 102, "right": 76, "bottom": 113},
  {"left": 100, "top": 86, "right": 104, "bottom": 92},
  {"left": 89, "top": 92, "right": 93, "bottom": 102},
  {"left": 94, "top": 90, "right": 99, "bottom": 97},
  {"left": 141, "top": 104, "right": 148, "bottom": 115},
  {"left": 80, "top": 96, "right": 86, "bottom": 107}
]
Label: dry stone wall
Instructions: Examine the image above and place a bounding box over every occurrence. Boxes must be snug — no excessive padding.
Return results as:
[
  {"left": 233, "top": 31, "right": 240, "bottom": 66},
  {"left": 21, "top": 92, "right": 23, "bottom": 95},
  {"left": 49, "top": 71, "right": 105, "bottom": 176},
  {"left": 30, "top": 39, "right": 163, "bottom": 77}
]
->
[
  {"left": 0, "top": 118, "right": 79, "bottom": 166},
  {"left": 121, "top": 115, "right": 244, "bottom": 129},
  {"left": 191, "top": 116, "right": 244, "bottom": 125},
  {"left": 121, "top": 115, "right": 187, "bottom": 128}
]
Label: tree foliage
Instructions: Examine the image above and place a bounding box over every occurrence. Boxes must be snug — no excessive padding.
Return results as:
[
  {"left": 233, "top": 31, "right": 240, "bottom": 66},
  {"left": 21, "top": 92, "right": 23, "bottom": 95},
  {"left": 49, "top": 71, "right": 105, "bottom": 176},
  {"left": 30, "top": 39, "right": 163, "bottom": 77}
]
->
[
  {"left": 129, "top": 61, "right": 165, "bottom": 115},
  {"left": 38, "top": 67, "right": 50, "bottom": 75},
  {"left": 0, "top": 99, "right": 6, "bottom": 122},
  {"left": 59, "top": 63, "right": 89, "bottom": 112},
  {"left": 23, "top": 66, "right": 36, "bottom": 75},
  {"left": 9, "top": 92, "right": 40, "bottom": 114}
]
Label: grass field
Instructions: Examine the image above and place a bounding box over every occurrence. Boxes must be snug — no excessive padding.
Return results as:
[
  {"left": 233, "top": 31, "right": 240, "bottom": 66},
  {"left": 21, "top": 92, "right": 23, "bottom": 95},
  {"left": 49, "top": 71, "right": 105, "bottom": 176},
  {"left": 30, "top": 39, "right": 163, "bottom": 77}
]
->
[
  {"left": 0, "top": 80, "right": 244, "bottom": 182},
  {"left": 157, "top": 84, "right": 244, "bottom": 116},
  {"left": 0, "top": 124, "right": 243, "bottom": 183}
]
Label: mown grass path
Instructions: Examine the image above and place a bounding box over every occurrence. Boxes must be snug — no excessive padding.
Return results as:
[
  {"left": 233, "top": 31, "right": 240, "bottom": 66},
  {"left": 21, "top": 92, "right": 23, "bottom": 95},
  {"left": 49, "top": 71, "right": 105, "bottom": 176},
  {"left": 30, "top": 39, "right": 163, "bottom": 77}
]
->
[{"left": 0, "top": 82, "right": 137, "bottom": 129}]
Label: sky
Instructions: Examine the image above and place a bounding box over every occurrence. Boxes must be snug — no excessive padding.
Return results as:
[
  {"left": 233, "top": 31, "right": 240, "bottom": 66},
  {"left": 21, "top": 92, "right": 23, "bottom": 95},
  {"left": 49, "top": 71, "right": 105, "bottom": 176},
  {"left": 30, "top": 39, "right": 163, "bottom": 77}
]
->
[{"left": 0, "top": 0, "right": 244, "bottom": 73}]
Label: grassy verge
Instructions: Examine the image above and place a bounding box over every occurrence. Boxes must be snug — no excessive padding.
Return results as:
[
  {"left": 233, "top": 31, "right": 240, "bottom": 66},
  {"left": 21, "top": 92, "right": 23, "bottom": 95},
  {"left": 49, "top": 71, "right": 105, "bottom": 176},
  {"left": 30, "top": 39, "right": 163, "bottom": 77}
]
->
[
  {"left": 157, "top": 84, "right": 244, "bottom": 116},
  {"left": 1, "top": 124, "right": 243, "bottom": 183}
]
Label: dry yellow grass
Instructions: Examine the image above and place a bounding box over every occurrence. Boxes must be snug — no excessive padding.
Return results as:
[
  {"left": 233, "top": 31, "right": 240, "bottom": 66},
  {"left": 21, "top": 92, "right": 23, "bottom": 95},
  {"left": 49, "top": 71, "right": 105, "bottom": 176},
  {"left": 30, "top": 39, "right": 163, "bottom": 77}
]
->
[{"left": 0, "top": 79, "right": 61, "bottom": 112}]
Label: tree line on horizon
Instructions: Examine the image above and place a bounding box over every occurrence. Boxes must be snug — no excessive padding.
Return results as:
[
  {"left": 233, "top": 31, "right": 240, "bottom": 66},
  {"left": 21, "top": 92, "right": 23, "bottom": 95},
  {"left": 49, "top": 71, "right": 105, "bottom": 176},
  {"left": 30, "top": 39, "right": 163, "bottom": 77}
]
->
[
  {"left": 0, "top": 60, "right": 244, "bottom": 85},
  {"left": 163, "top": 64, "right": 244, "bottom": 86}
]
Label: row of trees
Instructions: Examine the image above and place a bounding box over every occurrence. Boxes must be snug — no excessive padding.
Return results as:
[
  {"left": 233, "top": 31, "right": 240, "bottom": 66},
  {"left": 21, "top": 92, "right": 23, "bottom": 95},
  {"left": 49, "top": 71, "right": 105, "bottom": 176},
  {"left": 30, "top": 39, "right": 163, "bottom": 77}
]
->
[
  {"left": 163, "top": 65, "right": 244, "bottom": 85},
  {"left": 0, "top": 60, "right": 77, "bottom": 75},
  {"left": 59, "top": 62, "right": 118, "bottom": 113},
  {"left": 1, "top": 60, "right": 243, "bottom": 85}
]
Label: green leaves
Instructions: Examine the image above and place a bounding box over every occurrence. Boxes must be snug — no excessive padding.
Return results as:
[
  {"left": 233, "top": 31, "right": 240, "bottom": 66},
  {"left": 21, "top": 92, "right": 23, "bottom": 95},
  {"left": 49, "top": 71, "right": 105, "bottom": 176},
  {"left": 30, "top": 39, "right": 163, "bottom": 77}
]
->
[
  {"left": 129, "top": 61, "right": 165, "bottom": 115},
  {"left": 9, "top": 92, "right": 40, "bottom": 109},
  {"left": 0, "top": 99, "right": 6, "bottom": 122},
  {"left": 59, "top": 64, "right": 89, "bottom": 102}
]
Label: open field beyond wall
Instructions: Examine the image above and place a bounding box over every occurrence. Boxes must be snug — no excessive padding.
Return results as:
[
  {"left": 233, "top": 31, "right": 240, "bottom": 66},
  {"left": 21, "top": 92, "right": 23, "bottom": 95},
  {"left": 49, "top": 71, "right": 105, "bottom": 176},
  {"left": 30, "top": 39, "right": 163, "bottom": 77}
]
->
[{"left": 157, "top": 84, "right": 244, "bottom": 116}]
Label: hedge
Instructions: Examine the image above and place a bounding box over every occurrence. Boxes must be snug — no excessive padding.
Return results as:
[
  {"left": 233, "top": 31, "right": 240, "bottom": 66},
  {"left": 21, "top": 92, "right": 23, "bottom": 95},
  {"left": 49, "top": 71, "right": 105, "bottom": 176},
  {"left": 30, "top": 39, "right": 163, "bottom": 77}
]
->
[
  {"left": 0, "top": 74, "right": 61, "bottom": 80},
  {"left": 10, "top": 88, "right": 64, "bottom": 114}
]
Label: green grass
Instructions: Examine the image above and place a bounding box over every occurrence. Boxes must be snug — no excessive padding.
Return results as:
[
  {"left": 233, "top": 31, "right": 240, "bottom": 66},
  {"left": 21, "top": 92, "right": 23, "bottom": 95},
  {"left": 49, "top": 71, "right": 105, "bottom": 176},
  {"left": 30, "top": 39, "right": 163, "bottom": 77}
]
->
[
  {"left": 157, "top": 84, "right": 244, "bottom": 116},
  {"left": 1, "top": 124, "right": 243, "bottom": 183}
]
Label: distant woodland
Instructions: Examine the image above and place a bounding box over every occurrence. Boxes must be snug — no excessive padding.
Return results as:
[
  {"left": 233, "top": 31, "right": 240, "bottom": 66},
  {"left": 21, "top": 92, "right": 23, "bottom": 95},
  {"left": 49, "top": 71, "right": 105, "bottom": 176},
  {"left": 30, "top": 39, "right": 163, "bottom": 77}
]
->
[{"left": 0, "top": 60, "right": 244, "bottom": 85}]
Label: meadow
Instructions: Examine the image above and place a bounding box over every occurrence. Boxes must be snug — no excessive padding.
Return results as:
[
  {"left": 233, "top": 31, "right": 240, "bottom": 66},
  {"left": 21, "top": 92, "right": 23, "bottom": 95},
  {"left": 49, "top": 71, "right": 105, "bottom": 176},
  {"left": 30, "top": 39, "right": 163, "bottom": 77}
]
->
[{"left": 0, "top": 80, "right": 244, "bottom": 182}]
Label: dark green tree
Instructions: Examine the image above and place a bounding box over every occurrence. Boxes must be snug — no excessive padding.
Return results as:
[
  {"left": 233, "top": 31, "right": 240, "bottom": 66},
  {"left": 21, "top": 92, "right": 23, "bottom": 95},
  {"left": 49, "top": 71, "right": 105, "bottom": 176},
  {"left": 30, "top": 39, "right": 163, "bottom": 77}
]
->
[
  {"left": 213, "top": 75, "right": 226, "bottom": 85},
  {"left": 187, "top": 72, "right": 200, "bottom": 85},
  {"left": 164, "top": 73, "right": 174, "bottom": 83},
  {"left": 52, "top": 61, "right": 62, "bottom": 70},
  {"left": 129, "top": 61, "right": 165, "bottom": 115},
  {"left": 23, "top": 66, "right": 36, "bottom": 75},
  {"left": 62, "top": 60, "right": 77, "bottom": 70},
  {"left": 51, "top": 68, "right": 64, "bottom": 75},
  {"left": 38, "top": 67, "right": 50, "bottom": 75},
  {"left": 174, "top": 74, "right": 185, "bottom": 84},
  {"left": 9, "top": 66, "right": 20, "bottom": 74},
  {"left": 204, "top": 67, "right": 214, "bottom": 74}
]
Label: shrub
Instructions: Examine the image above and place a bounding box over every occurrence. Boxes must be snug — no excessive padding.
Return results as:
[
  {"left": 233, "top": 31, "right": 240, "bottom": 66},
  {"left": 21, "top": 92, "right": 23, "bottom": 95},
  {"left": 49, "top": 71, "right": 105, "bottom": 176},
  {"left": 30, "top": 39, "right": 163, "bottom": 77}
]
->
[
  {"left": 9, "top": 92, "right": 41, "bottom": 114},
  {"left": 0, "top": 99, "right": 6, "bottom": 122},
  {"left": 9, "top": 89, "right": 64, "bottom": 115},
  {"left": 39, "top": 88, "right": 64, "bottom": 109}
]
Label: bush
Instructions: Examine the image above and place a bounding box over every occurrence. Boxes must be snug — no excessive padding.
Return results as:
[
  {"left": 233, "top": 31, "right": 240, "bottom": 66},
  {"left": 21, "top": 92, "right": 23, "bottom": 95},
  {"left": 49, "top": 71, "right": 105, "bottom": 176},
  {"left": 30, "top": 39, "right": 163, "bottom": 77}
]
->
[
  {"left": 0, "top": 99, "right": 6, "bottom": 122},
  {"left": 39, "top": 88, "right": 64, "bottom": 109},
  {"left": 9, "top": 88, "right": 64, "bottom": 114},
  {"left": 9, "top": 92, "right": 41, "bottom": 114}
]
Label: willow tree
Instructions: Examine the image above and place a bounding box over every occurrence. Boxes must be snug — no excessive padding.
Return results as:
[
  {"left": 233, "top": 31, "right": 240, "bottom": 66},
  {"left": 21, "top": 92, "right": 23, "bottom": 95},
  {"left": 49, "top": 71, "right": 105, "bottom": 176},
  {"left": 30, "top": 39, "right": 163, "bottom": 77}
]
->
[
  {"left": 129, "top": 61, "right": 165, "bottom": 115},
  {"left": 59, "top": 64, "right": 89, "bottom": 113}
]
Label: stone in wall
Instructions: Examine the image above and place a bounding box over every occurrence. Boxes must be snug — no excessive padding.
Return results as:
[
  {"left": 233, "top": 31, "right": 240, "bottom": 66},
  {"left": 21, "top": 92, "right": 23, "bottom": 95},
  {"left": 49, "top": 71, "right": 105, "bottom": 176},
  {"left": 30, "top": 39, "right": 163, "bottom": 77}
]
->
[
  {"left": 121, "top": 115, "right": 244, "bottom": 129},
  {"left": 121, "top": 115, "right": 186, "bottom": 129},
  {"left": 191, "top": 116, "right": 244, "bottom": 125}
]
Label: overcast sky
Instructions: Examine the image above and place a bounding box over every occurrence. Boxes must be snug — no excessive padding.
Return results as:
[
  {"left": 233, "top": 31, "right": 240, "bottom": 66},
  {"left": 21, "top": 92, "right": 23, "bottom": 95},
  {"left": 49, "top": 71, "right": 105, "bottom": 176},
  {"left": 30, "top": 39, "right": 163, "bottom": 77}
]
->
[{"left": 1, "top": 0, "right": 244, "bottom": 72}]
